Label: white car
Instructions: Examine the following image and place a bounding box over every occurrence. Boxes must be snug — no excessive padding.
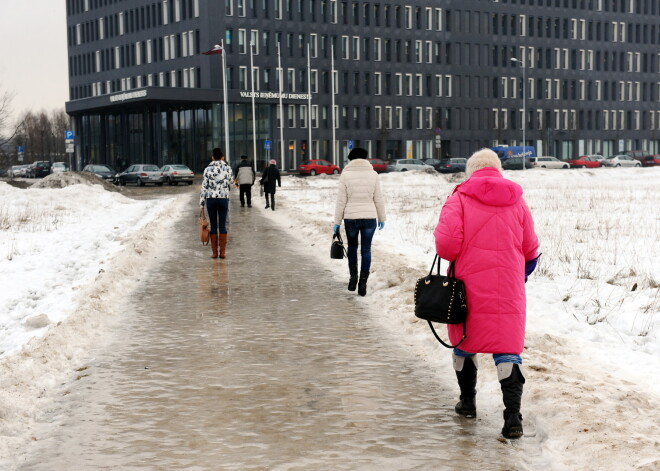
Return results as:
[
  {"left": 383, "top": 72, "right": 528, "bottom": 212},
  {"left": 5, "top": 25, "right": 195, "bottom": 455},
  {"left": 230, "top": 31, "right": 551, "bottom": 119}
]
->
[
  {"left": 51, "top": 162, "right": 71, "bottom": 173},
  {"left": 529, "top": 156, "right": 569, "bottom": 169},
  {"left": 386, "top": 159, "right": 434, "bottom": 172},
  {"left": 601, "top": 155, "right": 641, "bottom": 167},
  {"left": 8, "top": 164, "right": 30, "bottom": 177}
]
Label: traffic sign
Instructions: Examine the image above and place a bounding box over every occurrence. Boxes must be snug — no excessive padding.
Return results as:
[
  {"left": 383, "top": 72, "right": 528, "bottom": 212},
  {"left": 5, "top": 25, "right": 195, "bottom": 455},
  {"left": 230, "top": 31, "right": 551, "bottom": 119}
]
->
[
  {"left": 264, "top": 139, "right": 271, "bottom": 150},
  {"left": 347, "top": 140, "right": 354, "bottom": 150},
  {"left": 65, "top": 130, "right": 74, "bottom": 140},
  {"left": 66, "top": 144, "right": 75, "bottom": 154},
  {"left": 17, "top": 145, "right": 24, "bottom": 153}
]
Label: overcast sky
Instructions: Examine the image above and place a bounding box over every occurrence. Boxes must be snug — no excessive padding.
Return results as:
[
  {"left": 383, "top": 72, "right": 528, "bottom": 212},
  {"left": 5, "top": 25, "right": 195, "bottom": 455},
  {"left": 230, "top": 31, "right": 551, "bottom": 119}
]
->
[{"left": 0, "top": 1, "right": 68, "bottom": 120}]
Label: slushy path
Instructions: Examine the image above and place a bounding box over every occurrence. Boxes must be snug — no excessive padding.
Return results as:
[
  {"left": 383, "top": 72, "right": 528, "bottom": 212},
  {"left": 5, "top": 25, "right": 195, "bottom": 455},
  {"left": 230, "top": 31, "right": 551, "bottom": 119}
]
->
[{"left": 19, "top": 191, "right": 519, "bottom": 470}]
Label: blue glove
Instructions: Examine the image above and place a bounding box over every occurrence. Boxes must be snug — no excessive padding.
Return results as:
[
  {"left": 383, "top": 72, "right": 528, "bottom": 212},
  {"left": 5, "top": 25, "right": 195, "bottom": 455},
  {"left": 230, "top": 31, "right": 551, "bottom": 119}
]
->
[
  {"left": 333, "top": 224, "right": 340, "bottom": 234},
  {"left": 378, "top": 221, "right": 385, "bottom": 230},
  {"left": 524, "top": 254, "right": 541, "bottom": 282}
]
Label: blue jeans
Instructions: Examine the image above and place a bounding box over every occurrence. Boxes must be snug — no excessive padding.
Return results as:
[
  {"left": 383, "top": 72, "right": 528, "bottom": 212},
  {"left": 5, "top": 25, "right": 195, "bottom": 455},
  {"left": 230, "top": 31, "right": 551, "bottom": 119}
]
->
[
  {"left": 453, "top": 348, "right": 522, "bottom": 366},
  {"left": 206, "top": 198, "right": 229, "bottom": 234},
  {"left": 344, "top": 219, "right": 377, "bottom": 272}
]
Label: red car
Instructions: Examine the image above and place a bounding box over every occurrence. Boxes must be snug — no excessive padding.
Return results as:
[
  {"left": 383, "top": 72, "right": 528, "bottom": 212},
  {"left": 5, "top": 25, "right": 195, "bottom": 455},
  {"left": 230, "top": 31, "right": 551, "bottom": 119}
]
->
[
  {"left": 640, "top": 154, "right": 660, "bottom": 167},
  {"left": 297, "top": 159, "right": 341, "bottom": 175},
  {"left": 367, "top": 158, "right": 387, "bottom": 173},
  {"left": 565, "top": 156, "right": 602, "bottom": 168}
]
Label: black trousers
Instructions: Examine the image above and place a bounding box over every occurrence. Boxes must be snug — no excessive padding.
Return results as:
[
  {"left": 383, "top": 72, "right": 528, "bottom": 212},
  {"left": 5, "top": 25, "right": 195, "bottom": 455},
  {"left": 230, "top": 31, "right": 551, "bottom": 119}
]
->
[
  {"left": 264, "top": 192, "right": 275, "bottom": 209},
  {"left": 239, "top": 184, "right": 252, "bottom": 206}
]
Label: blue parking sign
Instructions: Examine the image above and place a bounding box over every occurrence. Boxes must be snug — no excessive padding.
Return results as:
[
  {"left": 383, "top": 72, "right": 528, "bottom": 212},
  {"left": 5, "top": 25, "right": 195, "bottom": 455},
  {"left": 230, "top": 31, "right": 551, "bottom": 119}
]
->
[
  {"left": 65, "top": 130, "right": 74, "bottom": 140},
  {"left": 264, "top": 139, "right": 271, "bottom": 150},
  {"left": 347, "top": 140, "right": 354, "bottom": 150},
  {"left": 17, "top": 145, "right": 24, "bottom": 153}
]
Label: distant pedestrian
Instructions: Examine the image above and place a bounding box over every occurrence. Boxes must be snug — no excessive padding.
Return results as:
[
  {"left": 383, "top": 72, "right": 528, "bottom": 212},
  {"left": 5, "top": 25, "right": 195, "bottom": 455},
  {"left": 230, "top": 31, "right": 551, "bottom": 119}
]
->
[
  {"left": 233, "top": 155, "right": 256, "bottom": 207},
  {"left": 433, "top": 148, "right": 539, "bottom": 439},
  {"left": 333, "top": 147, "right": 386, "bottom": 296},
  {"left": 260, "top": 159, "right": 281, "bottom": 210},
  {"left": 200, "top": 147, "right": 234, "bottom": 259}
]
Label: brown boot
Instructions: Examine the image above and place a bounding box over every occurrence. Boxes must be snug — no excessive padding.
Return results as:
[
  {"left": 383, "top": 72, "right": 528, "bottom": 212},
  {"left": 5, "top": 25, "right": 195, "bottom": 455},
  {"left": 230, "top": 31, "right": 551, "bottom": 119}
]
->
[
  {"left": 219, "top": 233, "right": 228, "bottom": 259},
  {"left": 210, "top": 234, "right": 219, "bottom": 259}
]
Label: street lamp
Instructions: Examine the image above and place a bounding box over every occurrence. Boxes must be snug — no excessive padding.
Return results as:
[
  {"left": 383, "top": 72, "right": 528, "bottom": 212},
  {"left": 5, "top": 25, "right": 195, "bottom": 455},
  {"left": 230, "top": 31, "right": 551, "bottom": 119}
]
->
[{"left": 511, "top": 57, "right": 526, "bottom": 170}]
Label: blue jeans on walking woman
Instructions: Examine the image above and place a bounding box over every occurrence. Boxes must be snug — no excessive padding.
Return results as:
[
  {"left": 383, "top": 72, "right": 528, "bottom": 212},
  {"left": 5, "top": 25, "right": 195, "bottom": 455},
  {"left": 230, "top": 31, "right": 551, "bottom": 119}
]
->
[
  {"left": 344, "top": 219, "right": 377, "bottom": 272},
  {"left": 206, "top": 198, "right": 229, "bottom": 234}
]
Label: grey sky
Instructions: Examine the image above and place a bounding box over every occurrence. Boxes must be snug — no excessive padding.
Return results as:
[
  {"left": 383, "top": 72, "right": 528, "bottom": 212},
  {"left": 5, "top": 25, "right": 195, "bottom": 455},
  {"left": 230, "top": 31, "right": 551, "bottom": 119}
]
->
[{"left": 0, "top": 1, "right": 68, "bottom": 120}]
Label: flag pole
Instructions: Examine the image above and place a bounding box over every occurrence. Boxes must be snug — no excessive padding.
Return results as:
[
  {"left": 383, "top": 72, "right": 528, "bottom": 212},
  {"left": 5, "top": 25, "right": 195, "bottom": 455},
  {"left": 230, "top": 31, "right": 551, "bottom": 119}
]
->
[
  {"left": 221, "top": 39, "right": 230, "bottom": 163},
  {"left": 307, "top": 42, "right": 312, "bottom": 159},
  {"left": 250, "top": 40, "right": 258, "bottom": 173},
  {"left": 330, "top": 41, "right": 336, "bottom": 167},
  {"left": 277, "top": 42, "right": 285, "bottom": 168}
]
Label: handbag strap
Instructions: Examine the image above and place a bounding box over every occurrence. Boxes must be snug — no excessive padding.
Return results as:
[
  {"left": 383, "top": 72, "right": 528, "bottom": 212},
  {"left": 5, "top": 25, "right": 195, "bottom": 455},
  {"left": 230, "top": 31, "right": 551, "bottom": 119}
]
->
[
  {"left": 427, "top": 319, "right": 466, "bottom": 349},
  {"left": 199, "top": 207, "right": 205, "bottom": 219}
]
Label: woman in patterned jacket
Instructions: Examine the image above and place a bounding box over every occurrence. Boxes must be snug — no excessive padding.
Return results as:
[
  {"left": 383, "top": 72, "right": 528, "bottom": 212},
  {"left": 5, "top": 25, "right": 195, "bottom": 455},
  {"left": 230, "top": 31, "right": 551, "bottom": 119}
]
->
[{"left": 200, "top": 147, "right": 234, "bottom": 259}]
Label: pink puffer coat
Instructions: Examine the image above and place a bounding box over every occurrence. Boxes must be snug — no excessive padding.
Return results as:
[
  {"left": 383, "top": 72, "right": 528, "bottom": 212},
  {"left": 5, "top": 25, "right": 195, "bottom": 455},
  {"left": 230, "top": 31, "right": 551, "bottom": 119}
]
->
[{"left": 433, "top": 167, "right": 538, "bottom": 354}]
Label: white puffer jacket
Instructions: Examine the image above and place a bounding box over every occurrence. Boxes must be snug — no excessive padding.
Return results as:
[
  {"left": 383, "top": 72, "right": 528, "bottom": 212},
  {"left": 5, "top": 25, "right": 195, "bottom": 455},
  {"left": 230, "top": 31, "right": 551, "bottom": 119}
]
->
[{"left": 334, "top": 158, "right": 387, "bottom": 224}]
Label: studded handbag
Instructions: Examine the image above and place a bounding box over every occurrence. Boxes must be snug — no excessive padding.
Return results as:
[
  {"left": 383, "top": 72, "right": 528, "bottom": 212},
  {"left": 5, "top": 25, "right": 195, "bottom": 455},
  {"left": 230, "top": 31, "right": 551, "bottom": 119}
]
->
[{"left": 414, "top": 255, "right": 467, "bottom": 348}]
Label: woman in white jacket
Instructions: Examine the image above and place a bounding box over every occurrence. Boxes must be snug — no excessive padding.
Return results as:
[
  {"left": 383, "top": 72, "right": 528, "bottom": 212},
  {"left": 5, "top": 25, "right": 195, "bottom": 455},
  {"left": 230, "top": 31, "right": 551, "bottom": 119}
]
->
[{"left": 333, "top": 148, "right": 386, "bottom": 296}]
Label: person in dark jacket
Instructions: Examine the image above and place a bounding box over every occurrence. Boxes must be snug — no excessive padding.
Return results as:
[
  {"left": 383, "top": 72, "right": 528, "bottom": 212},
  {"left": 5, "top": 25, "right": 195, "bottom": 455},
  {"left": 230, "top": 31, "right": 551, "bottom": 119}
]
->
[
  {"left": 260, "top": 159, "right": 281, "bottom": 210},
  {"left": 233, "top": 155, "right": 256, "bottom": 208}
]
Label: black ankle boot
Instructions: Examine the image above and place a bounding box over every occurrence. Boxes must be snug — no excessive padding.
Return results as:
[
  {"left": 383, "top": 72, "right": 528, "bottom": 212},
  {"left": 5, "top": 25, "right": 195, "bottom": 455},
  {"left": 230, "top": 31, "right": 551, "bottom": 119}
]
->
[
  {"left": 499, "top": 363, "right": 525, "bottom": 438},
  {"left": 348, "top": 264, "right": 358, "bottom": 291},
  {"left": 357, "top": 271, "right": 369, "bottom": 296},
  {"left": 453, "top": 354, "right": 477, "bottom": 418}
]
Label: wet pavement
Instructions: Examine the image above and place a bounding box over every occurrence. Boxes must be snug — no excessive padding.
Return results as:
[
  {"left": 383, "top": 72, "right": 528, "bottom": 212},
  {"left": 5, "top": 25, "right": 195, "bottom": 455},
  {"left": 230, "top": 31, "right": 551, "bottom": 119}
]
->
[{"left": 17, "top": 188, "right": 520, "bottom": 470}]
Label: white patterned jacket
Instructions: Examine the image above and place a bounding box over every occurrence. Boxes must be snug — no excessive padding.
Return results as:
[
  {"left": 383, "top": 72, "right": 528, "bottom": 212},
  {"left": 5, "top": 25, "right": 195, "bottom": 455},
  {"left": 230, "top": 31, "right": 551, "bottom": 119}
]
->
[{"left": 199, "top": 160, "right": 234, "bottom": 207}]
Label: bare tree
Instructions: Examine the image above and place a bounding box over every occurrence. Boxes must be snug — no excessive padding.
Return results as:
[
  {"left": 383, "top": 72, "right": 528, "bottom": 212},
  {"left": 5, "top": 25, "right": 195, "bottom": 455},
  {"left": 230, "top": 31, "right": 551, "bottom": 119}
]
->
[{"left": 0, "top": 85, "right": 24, "bottom": 148}]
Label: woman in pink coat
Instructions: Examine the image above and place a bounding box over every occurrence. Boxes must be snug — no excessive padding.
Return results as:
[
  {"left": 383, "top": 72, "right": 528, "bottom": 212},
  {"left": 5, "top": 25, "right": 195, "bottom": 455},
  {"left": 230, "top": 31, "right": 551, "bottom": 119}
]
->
[{"left": 434, "top": 148, "right": 539, "bottom": 439}]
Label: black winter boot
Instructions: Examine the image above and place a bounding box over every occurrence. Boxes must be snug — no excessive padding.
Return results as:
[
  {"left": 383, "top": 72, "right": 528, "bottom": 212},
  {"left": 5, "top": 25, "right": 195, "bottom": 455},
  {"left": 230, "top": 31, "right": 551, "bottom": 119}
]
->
[
  {"left": 453, "top": 354, "right": 478, "bottom": 418},
  {"left": 348, "top": 264, "right": 358, "bottom": 291},
  {"left": 357, "top": 271, "right": 369, "bottom": 296},
  {"left": 498, "top": 363, "right": 526, "bottom": 439}
]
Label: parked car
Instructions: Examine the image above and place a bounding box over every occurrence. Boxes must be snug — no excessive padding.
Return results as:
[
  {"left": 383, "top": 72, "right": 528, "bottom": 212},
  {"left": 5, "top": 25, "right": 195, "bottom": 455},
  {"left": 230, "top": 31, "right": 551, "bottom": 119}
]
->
[
  {"left": 51, "top": 162, "right": 71, "bottom": 173},
  {"left": 529, "top": 156, "right": 569, "bottom": 169},
  {"left": 641, "top": 154, "right": 660, "bottom": 166},
  {"left": 117, "top": 164, "right": 164, "bottom": 186},
  {"left": 623, "top": 150, "right": 650, "bottom": 166},
  {"left": 423, "top": 158, "right": 443, "bottom": 168},
  {"left": 501, "top": 157, "right": 534, "bottom": 170},
  {"left": 386, "top": 159, "right": 433, "bottom": 172},
  {"left": 297, "top": 159, "right": 341, "bottom": 175},
  {"left": 367, "top": 158, "right": 387, "bottom": 173},
  {"left": 82, "top": 164, "right": 118, "bottom": 182},
  {"left": 565, "top": 156, "right": 602, "bottom": 168},
  {"left": 436, "top": 158, "right": 467, "bottom": 173},
  {"left": 161, "top": 164, "right": 195, "bottom": 185},
  {"left": 8, "top": 164, "right": 30, "bottom": 177},
  {"left": 26, "top": 161, "right": 52, "bottom": 178},
  {"left": 601, "top": 155, "right": 641, "bottom": 167}
]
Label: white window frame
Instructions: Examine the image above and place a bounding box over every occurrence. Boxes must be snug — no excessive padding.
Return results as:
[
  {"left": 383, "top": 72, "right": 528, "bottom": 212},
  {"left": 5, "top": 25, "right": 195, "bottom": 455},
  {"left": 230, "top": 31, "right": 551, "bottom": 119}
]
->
[
  {"left": 395, "top": 73, "right": 402, "bottom": 96},
  {"left": 163, "top": 0, "right": 169, "bottom": 24},
  {"left": 182, "top": 32, "right": 188, "bottom": 57},
  {"left": 375, "top": 72, "right": 382, "bottom": 95},
  {"left": 135, "top": 42, "right": 142, "bottom": 65},
  {"left": 119, "top": 12, "right": 124, "bottom": 35}
]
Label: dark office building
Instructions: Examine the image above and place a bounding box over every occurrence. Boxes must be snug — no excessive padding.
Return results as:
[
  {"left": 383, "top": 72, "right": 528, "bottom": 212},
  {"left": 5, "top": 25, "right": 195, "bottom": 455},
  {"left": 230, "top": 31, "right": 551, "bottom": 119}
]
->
[{"left": 66, "top": 0, "right": 660, "bottom": 171}]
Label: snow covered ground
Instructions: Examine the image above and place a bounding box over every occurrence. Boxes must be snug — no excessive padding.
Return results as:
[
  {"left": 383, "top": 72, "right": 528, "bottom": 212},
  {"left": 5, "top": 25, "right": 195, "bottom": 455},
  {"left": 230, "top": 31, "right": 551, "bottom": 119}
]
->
[
  {"left": 0, "top": 167, "right": 658, "bottom": 470},
  {"left": 265, "top": 167, "right": 660, "bottom": 471}
]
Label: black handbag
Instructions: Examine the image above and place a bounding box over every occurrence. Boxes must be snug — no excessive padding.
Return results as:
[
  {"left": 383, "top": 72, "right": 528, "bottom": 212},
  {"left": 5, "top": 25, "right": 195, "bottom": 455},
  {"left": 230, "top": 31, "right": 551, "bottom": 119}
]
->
[
  {"left": 414, "top": 255, "right": 468, "bottom": 348},
  {"left": 330, "top": 231, "right": 347, "bottom": 259}
]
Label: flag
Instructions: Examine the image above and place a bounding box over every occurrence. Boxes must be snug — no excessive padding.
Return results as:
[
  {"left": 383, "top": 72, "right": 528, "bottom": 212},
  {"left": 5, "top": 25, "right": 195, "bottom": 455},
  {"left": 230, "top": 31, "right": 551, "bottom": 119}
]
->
[{"left": 202, "top": 44, "right": 223, "bottom": 55}]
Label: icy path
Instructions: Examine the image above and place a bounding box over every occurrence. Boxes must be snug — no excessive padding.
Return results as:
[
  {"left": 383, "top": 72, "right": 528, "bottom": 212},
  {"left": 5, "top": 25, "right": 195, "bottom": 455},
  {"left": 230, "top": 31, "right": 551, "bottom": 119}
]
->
[{"left": 15, "top": 195, "right": 525, "bottom": 470}]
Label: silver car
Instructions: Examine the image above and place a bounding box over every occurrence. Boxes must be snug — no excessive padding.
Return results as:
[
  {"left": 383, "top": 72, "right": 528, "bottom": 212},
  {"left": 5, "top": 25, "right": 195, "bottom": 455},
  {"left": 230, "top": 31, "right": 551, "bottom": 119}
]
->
[
  {"left": 601, "top": 155, "right": 642, "bottom": 167},
  {"left": 8, "top": 164, "right": 30, "bottom": 177},
  {"left": 161, "top": 164, "right": 195, "bottom": 185},
  {"left": 386, "top": 159, "right": 434, "bottom": 172},
  {"left": 117, "top": 164, "right": 164, "bottom": 186}
]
